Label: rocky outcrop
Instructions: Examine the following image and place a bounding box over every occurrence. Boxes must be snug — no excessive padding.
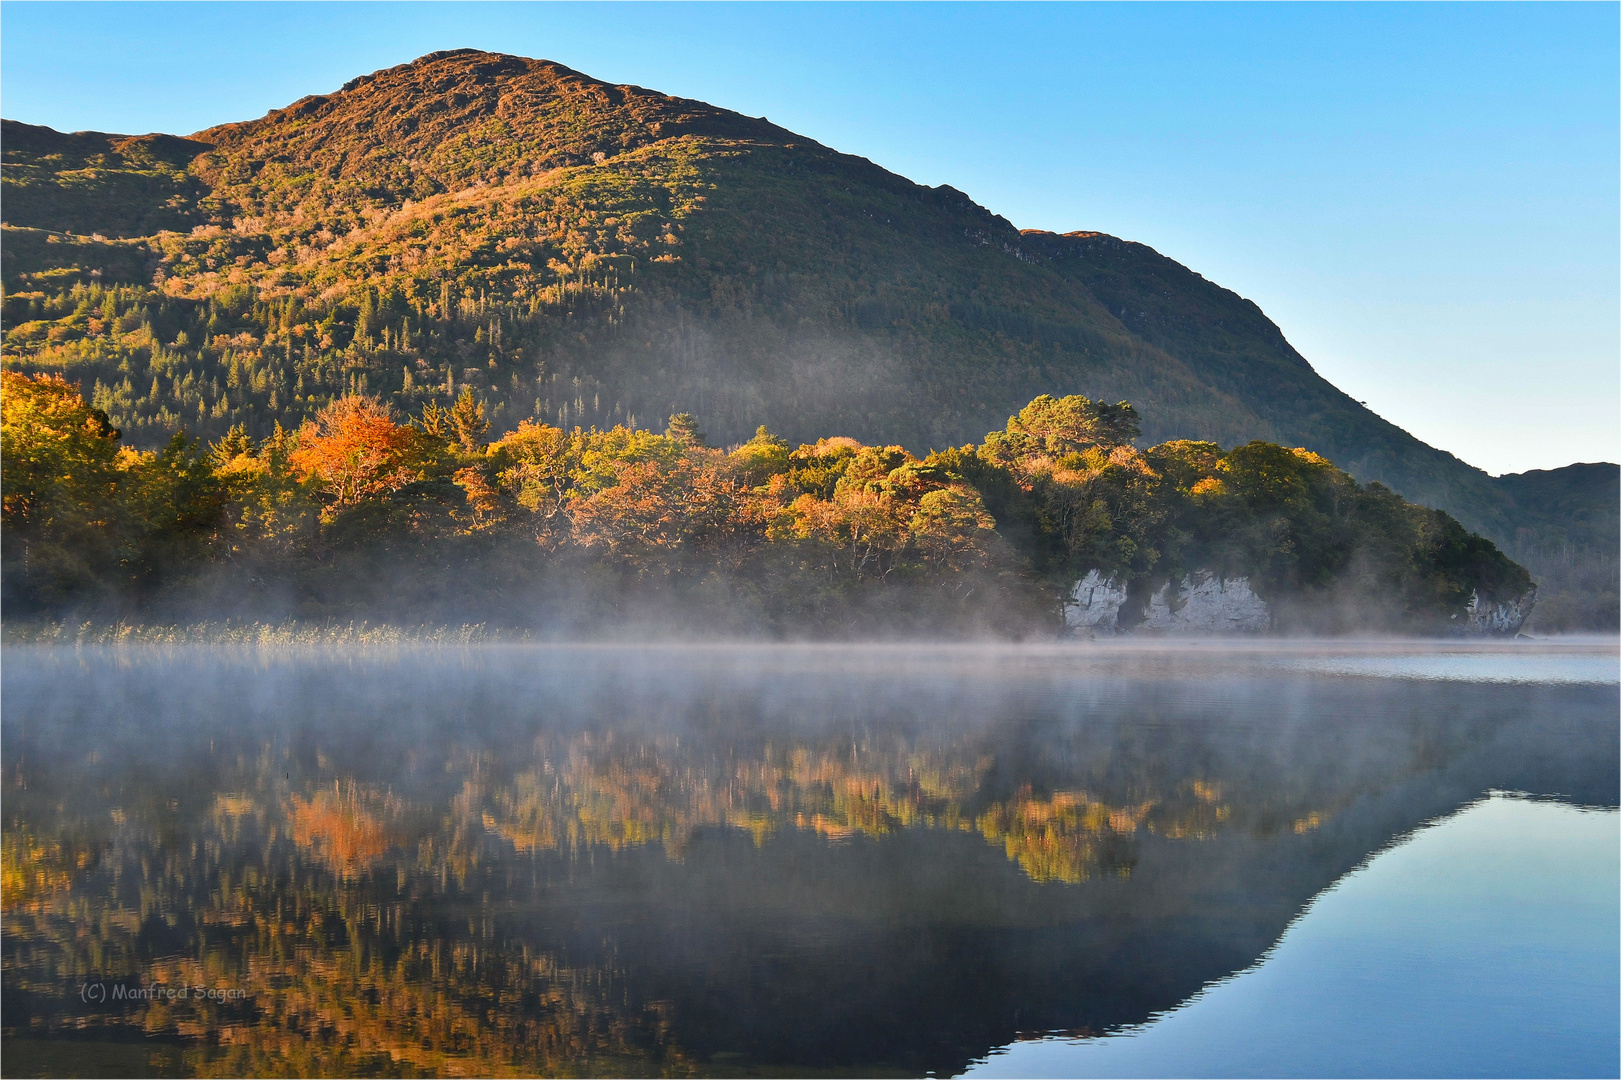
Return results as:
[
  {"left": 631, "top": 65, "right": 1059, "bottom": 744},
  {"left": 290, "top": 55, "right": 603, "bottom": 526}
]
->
[
  {"left": 1457, "top": 587, "right": 1537, "bottom": 637},
  {"left": 1066, "top": 570, "right": 1271, "bottom": 635},
  {"left": 1066, "top": 570, "right": 1131, "bottom": 632},
  {"left": 1068, "top": 571, "right": 1539, "bottom": 637}
]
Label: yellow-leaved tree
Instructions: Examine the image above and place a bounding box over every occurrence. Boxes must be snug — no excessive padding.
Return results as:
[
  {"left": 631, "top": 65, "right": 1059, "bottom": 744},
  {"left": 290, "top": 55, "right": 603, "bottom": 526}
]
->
[{"left": 1, "top": 371, "right": 128, "bottom": 603}]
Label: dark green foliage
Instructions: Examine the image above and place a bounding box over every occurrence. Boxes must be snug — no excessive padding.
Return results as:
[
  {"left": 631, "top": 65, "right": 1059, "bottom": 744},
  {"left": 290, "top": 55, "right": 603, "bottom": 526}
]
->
[
  {"left": 1156, "top": 443, "right": 1533, "bottom": 632},
  {"left": 665, "top": 412, "right": 706, "bottom": 447},
  {"left": 118, "top": 433, "right": 230, "bottom": 600}
]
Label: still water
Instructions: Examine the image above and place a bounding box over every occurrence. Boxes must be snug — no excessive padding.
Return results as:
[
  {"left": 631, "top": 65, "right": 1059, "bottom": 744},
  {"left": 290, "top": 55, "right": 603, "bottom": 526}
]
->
[{"left": 2, "top": 640, "right": 1616, "bottom": 1078}]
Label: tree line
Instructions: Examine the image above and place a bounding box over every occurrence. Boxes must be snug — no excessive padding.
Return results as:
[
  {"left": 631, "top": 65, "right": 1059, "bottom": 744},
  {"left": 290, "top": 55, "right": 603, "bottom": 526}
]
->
[{"left": 0, "top": 372, "right": 1529, "bottom": 633}]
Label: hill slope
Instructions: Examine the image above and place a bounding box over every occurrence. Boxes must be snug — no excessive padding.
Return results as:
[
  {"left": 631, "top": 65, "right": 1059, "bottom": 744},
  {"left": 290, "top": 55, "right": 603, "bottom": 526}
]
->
[{"left": 2, "top": 49, "right": 1613, "bottom": 625}]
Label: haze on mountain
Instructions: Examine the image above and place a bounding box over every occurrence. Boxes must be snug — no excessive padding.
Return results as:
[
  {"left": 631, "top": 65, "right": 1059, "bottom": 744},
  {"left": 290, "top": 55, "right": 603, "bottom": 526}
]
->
[{"left": 1, "top": 49, "right": 1613, "bottom": 627}]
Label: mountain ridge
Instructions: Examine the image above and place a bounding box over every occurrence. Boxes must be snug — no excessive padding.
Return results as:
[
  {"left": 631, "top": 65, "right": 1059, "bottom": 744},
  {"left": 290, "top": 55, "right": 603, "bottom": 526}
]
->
[{"left": 2, "top": 49, "right": 1614, "bottom": 626}]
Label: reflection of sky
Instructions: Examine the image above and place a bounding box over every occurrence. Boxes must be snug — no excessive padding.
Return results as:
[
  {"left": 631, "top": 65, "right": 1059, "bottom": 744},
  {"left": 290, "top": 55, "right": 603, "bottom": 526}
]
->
[{"left": 965, "top": 795, "right": 1621, "bottom": 1079}]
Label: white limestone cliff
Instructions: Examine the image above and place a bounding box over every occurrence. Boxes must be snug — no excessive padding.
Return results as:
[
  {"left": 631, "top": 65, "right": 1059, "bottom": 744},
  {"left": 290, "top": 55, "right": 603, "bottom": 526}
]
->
[
  {"left": 1066, "top": 570, "right": 1131, "bottom": 631},
  {"left": 1065, "top": 570, "right": 1270, "bottom": 635},
  {"left": 1457, "top": 587, "right": 1537, "bottom": 637},
  {"left": 1067, "top": 571, "right": 1537, "bottom": 637}
]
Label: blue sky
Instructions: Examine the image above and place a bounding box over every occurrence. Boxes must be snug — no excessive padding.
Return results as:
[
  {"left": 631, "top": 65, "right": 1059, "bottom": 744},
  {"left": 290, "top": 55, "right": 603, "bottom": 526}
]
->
[{"left": 3, "top": 2, "right": 1615, "bottom": 473}]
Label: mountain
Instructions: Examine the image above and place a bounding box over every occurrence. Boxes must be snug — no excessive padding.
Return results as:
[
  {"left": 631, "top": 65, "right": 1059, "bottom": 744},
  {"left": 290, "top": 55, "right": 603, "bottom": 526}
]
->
[{"left": 1, "top": 49, "right": 1613, "bottom": 627}]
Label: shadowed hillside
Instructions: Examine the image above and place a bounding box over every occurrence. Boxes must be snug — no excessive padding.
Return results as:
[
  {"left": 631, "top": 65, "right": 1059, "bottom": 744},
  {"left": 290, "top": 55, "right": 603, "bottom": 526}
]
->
[{"left": 2, "top": 49, "right": 1613, "bottom": 626}]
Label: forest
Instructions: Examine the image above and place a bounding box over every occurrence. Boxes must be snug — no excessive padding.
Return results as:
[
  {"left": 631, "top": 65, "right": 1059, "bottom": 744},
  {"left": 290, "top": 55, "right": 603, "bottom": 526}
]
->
[{"left": 0, "top": 370, "right": 1529, "bottom": 635}]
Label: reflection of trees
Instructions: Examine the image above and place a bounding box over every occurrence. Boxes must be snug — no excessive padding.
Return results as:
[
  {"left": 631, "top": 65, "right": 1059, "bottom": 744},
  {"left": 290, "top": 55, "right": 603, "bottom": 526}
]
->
[
  {"left": 288, "top": 783, "right": 399, "bottom": 879},
  {"left": 7, "top": 905, "right": 696, "bottom": 1076},
  {"left": 0, "top": 830, "right": 94, "bottom": 909},
  {"left": 5, "top": 801, "right": 696, "bottom": 1076},
  {"left": 1, "top": 726, "right": 1301, "bottom": 1072},
  {"left": 976, "top": 791, "right": 1148, "bottom": 883},
  {"left": 9, "top": 654, "right": 1610, "bottom": 1079},
  {"left": 469, "top": 736, "right": 1248, "bottom": 884},
  {"left": 150, "top": 949, "right": 692, "bottom": 1077}
]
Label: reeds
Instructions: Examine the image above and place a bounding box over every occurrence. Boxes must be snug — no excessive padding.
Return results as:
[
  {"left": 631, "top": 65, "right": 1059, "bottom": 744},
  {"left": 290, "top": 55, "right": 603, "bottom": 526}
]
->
[{"left": 1, "top": 620, "right": 519, "bottom": 646}]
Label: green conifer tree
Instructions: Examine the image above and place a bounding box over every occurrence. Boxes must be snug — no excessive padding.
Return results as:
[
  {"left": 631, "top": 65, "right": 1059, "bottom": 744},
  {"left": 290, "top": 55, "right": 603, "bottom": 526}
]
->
[
  {"left": 419, "top": 400, "right": 451, "bottom": 440},
  {"left": 212, "top": 424, "right": 253, "bottom": 463},
  {"left": 450, "top": 387, "right": 489, "bottom": 453},
  {"left": 665, "top": 412, "right": 706, "bottom": 447}
]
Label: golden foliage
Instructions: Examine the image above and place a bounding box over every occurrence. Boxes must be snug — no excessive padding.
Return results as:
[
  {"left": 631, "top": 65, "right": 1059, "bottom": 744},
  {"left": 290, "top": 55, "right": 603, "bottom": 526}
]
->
[{"left": 288, "top": 395, "right": 421, "bottom": 510}]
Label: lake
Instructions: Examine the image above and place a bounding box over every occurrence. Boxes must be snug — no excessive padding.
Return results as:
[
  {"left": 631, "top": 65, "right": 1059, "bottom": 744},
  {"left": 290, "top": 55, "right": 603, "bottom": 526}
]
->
[{"left": 2, "top": 640, "right": 1616, "bottom": 1078}]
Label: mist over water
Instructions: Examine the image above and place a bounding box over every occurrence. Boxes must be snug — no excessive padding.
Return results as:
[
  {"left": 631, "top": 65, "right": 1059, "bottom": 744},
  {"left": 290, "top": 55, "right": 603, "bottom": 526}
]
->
[{"left": 2, "top": 639, "right": 1616, "bottom": 1076}]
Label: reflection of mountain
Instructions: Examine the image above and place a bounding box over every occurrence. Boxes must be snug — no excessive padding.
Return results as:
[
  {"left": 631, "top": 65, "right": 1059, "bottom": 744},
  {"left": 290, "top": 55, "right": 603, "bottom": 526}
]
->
[{"left": 3, "top": 646, "right": 1615, "bottom": 1076}]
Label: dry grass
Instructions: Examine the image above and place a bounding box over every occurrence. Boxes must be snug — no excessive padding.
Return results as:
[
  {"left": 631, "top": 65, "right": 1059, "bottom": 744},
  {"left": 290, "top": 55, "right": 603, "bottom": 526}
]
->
[{"left": 1, "top": 619, "right": 518, "bottom": 646}]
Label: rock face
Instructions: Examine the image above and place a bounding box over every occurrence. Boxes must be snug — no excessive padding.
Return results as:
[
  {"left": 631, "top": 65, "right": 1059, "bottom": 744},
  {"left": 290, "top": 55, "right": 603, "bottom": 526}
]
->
[
  {"left": 1066, "top": 570, "right": 1271, "bottom": 635},
  {"left": 1460, "top": 587, "right": 1537, "bottom": 637},
  {"left": 1066, "top": 570, "right": 1131, "bottom": 632},
  {"left": 1067, "top": 571, "right": 1539, "bottom": 637}
]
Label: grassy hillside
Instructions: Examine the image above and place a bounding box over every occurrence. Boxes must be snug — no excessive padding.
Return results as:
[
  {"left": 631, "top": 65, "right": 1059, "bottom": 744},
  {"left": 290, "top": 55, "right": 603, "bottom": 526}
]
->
[{"left": 1, "top": 49, "right": 1612, "bottom": 625}]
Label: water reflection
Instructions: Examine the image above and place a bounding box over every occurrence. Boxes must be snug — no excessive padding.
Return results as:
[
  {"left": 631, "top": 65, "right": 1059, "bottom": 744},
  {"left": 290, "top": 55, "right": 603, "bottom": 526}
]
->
[
  {"left": 3, "top": 643, "right": 1616, "bottom": 1077},
  {"left": 967, "top": 795, "right": 1621, "bottom": 1078}
]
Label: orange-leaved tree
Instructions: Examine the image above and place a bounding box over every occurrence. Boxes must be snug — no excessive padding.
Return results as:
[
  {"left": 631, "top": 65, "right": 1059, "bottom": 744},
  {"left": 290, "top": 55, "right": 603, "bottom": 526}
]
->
[
  {"left": 569, "top": 456, "right": 756, "bottom": 573},
  {"left": 289, "top": 396, "right": 424, "bottom": 512}
]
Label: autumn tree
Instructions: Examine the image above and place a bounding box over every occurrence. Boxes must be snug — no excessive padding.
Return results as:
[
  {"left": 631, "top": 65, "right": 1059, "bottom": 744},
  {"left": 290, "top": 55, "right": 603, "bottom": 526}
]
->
[
  {"left": 1, "top": 372, "right": 122, "bottom": 536},
  {"left": 982, "top": 394, "right": 1141, "bottom": 466},
  {"left": 728, "top": 425, "right": 790, "bottom": 487},
  {"left": 569, "top": 456, "right": 753, "bottom": 574},
  {"left": 486, "top": 420, "right": 578, "bottom": 544},
  {"left": 908, "top": 485, "right": 998, "bottom": 570},
  {"left": 1, "top": 371, "right": 233, "bottom": 607},
  {"left": 0, "top": 372, "right": 127, "bottom": 603},
  {"left": 289, "top": 395, "right": 423, "bottom": 511}
]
